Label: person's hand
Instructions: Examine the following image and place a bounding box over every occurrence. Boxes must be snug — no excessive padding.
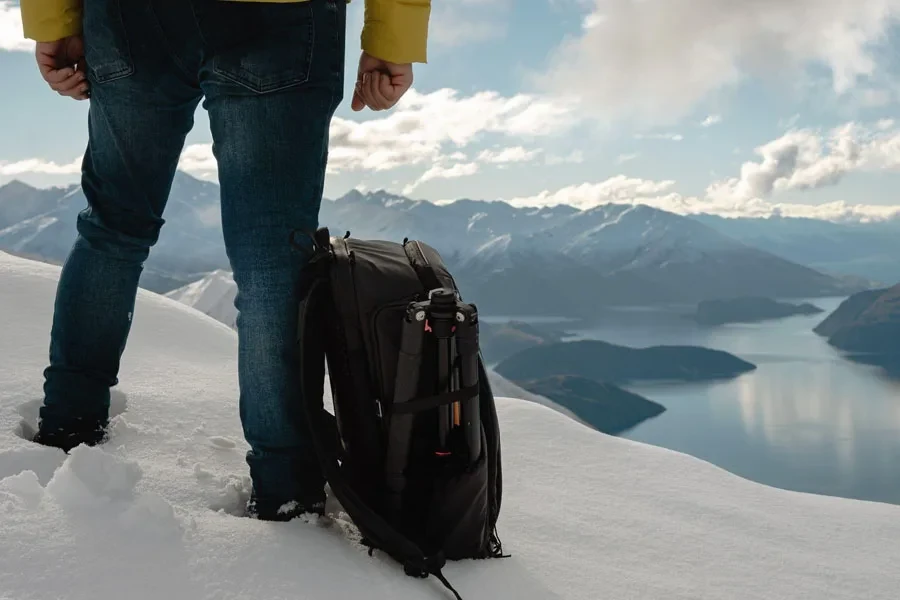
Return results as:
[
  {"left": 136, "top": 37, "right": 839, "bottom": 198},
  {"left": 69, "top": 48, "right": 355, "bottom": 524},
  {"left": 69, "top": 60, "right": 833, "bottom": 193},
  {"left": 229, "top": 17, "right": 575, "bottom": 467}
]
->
[
  {"left": 35, "top": 36, "right": 90, "bottom": 100},
  {"left": 351, "top": 51, "right": 413, "bottom": 112}
]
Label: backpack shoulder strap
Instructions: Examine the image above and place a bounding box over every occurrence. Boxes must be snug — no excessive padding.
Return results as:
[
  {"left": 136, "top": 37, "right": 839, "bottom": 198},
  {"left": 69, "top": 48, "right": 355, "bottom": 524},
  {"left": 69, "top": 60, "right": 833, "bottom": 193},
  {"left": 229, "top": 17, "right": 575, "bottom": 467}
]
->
[{"left": 296, "top": 270, "right": 464, "bottom": 600}]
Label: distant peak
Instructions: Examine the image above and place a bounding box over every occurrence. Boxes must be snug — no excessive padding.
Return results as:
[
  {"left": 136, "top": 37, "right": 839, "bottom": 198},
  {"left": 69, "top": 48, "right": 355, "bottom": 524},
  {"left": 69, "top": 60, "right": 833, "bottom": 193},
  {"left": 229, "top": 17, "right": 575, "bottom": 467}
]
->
[{"left": 0, "top": 179, "right": 37, "bottom": 194}]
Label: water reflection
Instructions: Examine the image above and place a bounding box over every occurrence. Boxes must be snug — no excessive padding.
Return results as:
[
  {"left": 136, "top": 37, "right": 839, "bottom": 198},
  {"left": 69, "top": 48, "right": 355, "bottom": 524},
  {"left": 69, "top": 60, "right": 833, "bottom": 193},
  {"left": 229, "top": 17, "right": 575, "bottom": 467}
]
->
[{"left": 575, "top": 298, "right": 900, "bottom": 506}]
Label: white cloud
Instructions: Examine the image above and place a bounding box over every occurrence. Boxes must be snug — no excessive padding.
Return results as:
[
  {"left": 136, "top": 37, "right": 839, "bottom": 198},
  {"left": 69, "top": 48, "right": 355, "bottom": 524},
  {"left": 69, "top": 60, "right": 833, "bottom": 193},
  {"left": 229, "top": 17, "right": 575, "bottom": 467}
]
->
[
  {"left": 0, "top": 1, "right": 31, "bottom": 52},
  {"left": 177, "top": 144, "right": 218, "bottom": 179},
  {"left": 477, "top": 146, "right": 541, "bottom": 164},
  {"left": 507, "top": 174, "right": 900, "bottom": 222},
  {"left": 635, "top": 132, "right": 684, "bottom": 142},
  {"left": 701, "top": 115, "right": 723, "bottom": 127},
  {"left": 542, "top": 0, "right": 900, "bottom": 126},
  {"left": 616, "top": 153, "right": 639, "bottom": 164},
  {"left": 545, "top": 150, "right": 585, "bottom": 165},
  {"left": 708, "top": 122, "right": 900, "bottom": 203},
  {"left": 403, "top": 162, "right": 479, "bottom": 195},
  {"left": 508, "top": 119, "right": 900, "bottom": 222},
  {"left": 326, "top": 88, "right": 575, "bottom": 174},
  {"left": 0, "top": 156, "right": 80, "bottom": 176}
]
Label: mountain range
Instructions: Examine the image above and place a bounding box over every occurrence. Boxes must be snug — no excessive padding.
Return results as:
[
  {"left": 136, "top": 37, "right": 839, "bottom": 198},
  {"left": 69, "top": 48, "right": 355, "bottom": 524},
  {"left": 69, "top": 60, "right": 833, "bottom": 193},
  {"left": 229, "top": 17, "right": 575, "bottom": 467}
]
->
[{"left": 0, "top": 173, "right": 882, "bottom": 318}]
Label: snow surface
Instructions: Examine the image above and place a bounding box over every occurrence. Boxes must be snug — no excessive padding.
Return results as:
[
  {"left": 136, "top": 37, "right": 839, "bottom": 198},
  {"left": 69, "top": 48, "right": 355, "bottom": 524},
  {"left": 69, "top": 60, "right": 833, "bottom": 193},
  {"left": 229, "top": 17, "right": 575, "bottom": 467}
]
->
[
  {"left": 165, "top": 269, "right": 238, "bottom": 329},
  {"left": 1, "top": 250, "right": 899, "bottom": 600}
]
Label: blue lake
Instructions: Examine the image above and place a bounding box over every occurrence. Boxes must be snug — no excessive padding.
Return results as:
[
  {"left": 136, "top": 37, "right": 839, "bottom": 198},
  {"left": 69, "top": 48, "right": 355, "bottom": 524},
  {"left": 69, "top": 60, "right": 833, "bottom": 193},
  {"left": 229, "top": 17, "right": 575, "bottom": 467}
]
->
[{"left": 501, "top": 298, "right": 900, "bottom": 506}]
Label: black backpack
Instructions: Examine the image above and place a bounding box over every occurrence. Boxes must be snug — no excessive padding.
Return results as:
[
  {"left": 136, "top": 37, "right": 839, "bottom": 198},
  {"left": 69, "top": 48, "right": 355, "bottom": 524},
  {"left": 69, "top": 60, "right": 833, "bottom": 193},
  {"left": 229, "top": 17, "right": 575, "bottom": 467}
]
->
[{"left": 294, "top": 227, "right": 506, "bottom": 599}]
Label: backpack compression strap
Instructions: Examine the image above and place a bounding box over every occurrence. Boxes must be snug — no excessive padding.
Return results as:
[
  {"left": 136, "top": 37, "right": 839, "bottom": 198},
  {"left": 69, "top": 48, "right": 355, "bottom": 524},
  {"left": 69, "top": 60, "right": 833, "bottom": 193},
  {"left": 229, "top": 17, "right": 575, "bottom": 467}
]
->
[{"left": 297, "top": 275, "right": 464, "bottom": 600}]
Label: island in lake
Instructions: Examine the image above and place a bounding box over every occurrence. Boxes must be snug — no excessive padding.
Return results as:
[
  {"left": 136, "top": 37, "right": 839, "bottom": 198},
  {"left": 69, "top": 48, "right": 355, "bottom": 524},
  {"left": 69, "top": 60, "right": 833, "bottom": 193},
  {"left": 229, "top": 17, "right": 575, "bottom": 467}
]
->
[
  {"left": 479, "top": 320, "right": 569, "bottom": 364},
  {"left": 693, "top": 296, "right": 823, "bottom": 326},
  {"left": 494, "top": 339, "right": 756, "bottom": 384},
  {"left": 515, "top": 375, "right": 665, "bottom": 435},
  {"left": 814, "top": 285, "right": 900, "bottom": 373}
]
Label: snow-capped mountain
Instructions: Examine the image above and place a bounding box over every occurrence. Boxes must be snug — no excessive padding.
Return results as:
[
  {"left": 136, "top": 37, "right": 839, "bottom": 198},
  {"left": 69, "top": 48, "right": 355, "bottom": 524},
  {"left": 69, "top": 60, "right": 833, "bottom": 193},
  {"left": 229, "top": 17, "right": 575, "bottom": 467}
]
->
[
  {"left": 2, "top": 251, "right": 899, "bottom": 600},
  {"left": 694, "top": 214, "right": 900, "bottom": 285},
  {"left": 0, "top": 173, "right": 864, "bottom": 317},
  {"left": 0, "top": 173, "right": 229, "bottom": 292},
  {"left": 165, "top": 269, "right": 238, "bottom": 328}
]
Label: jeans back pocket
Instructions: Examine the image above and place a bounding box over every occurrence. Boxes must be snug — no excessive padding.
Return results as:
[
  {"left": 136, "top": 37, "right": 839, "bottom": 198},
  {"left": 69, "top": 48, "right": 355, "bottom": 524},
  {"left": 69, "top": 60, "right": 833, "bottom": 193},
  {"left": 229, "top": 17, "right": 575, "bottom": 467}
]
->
[{"left": 210, "top": 2, "right": 316, "bottom": 94}]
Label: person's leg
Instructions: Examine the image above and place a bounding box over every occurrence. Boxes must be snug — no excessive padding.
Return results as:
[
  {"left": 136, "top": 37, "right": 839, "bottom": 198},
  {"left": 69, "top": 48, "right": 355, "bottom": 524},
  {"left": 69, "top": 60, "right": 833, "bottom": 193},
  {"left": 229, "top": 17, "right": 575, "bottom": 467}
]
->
[
  {"left": 36, "top": 0, "right": 202, "bottom": 450},
  {"left": 197, "top": 0, "right": 346, "bottom": 518}
]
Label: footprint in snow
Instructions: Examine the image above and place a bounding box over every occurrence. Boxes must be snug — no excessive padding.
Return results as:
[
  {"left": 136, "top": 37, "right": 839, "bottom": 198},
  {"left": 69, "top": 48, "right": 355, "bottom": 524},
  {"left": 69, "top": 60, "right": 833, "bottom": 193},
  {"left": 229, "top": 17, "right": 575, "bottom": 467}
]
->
[{"left": 13, "top": 390, "right": 129, "bottom": 443}]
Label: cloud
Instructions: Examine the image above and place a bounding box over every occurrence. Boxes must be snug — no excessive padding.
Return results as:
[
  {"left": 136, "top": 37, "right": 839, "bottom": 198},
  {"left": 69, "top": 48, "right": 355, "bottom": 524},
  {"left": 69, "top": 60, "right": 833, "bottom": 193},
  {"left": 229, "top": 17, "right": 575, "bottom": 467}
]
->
[
  {"left": 477, "top": 146, "right": 542, "bottom": 164},
  {"left": 177, "top": 144, "right": 218, "bottom": 179},
  {"left": 0, "top": 156, "right": 80, "bottom": 176},
  {"left": 0, "top": 1, "right": 31, "bottom": 51},
  {"left": 635, "top": 132, "right": 684, "bottom": 142},
  {"left": 545, "top": 150, "right": 585, "bottom": 165},
  {"left": 402, "top": 161, "right": 479, "bottom": 195},
  {"left": 701, "top": 115, "right": 723, "bottom": 127},
  {"left": 508, "top": 119, "right": 900, "bottom": 222},
  {"left": 542, "top": 0, "right": 900, "bottom": 126},
  {"left": 616, "top": 153, "right": 639, "bottom": 164},
  {"left": 507, "top": 174, "right": 900, "bottom": 222},
  {"left": 325, "top": 88, "right": 575, "bottom": 174},
  {"left": 508, "top": 176, "right": 678, "bottom": 210},
  {"left": 708, "top": 122, "right": 900, "bottom": 202}
]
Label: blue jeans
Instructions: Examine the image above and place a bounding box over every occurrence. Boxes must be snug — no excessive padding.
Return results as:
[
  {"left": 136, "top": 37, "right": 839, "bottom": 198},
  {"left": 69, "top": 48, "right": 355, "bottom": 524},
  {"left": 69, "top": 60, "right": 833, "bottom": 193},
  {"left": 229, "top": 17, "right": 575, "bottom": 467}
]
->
[{"left": 40, "top": 0, "right": 346, "bottom": 511}]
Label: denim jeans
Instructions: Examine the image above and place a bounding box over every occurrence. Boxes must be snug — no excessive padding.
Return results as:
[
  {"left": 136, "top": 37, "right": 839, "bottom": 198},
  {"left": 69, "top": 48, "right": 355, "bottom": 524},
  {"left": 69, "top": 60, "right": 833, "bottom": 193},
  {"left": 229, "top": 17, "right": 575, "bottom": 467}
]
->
[{"left": 40, "top": 0, "right": 346, "bottom": 511}]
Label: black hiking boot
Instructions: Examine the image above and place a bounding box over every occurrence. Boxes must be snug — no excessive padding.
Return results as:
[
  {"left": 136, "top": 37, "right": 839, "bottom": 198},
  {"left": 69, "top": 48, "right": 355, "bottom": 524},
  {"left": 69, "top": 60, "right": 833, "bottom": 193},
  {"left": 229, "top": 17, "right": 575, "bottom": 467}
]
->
[{"left": 32, "top": 420, "right": 108, "bottom": 453}]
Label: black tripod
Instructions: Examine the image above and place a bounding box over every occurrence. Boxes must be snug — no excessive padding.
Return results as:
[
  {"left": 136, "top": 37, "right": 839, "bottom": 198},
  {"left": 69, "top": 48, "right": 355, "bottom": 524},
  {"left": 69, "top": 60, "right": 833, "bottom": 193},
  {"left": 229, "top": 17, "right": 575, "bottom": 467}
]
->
[{"left": 427, "top": 289, "right": 481, "bottom": 462}]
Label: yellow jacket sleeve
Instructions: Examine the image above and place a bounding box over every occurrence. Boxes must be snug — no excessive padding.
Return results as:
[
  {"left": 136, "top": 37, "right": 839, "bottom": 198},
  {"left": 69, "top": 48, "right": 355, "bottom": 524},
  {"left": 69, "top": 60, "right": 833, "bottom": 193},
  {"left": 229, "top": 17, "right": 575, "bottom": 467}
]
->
[
  {"left": 20, "top": 0, "right": 83, "bottom": 42},
  {"left": 20, "top": 0, "right": 431, "bottom": 64},
  {"left": 361, "top": 0, "right": 431, "bottom": 64}
]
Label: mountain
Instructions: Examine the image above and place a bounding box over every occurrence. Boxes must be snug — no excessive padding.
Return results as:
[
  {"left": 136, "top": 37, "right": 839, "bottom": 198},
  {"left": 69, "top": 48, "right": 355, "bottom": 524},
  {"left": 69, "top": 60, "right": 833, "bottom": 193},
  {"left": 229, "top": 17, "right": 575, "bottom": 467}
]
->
[
  {"left": 694, "top": 214, "right": 900, "bottom": 284},
  {"left": 0, "top": 175, "right": 861, "bottom": 315},
  {"left": 693, "top": 297, "right": 824, "bottom": 326},
  {"left": 0, "top": 179, "right": 78, "bottom": 231},
  {"left": 3, "top": 251, "right": 900, "bottom": 600},
  {"left": 165, "top": 269, "right": 238, "bottom": 328},
  {"left": 455, "top": 204, "right": 850, "bottom": 315},
  {"left": 814, "top": 284, "right": 900, "bottom": 357},
  {"left": 0, "top": 173, "right": 229, "bottom": 293},
  {"left": 512, "top": 375, "right": 665, "bottom": 435},
  {"left": 814, "top": 288, "right": 892, "bottom": 338},
  {"left": 495, "top": 339, "right": 757, "bottom": 384}
]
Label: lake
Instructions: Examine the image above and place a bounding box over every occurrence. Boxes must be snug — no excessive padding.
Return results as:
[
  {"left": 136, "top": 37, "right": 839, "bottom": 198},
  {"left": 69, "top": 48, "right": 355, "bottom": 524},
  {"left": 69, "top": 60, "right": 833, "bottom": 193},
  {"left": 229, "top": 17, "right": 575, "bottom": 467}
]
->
[{"left": 533, "top": 298, "right": 900, "bottom": 506}]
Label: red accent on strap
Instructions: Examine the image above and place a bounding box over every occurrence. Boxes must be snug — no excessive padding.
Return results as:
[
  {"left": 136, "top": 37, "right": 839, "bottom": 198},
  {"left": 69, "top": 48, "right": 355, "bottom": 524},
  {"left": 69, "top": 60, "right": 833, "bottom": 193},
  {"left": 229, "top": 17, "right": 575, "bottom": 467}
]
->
[
  {"left": 435, "top": 451, "right": 452, "bottom": 457},
  {"left": 424, "top": 320, "right": 432, "bottom": 332}
]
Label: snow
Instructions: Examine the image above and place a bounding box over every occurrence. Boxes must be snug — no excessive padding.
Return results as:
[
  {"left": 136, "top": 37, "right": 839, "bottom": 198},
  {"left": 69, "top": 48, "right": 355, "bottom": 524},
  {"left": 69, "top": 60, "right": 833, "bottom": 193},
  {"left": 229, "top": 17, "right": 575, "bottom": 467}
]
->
[
  {"left": 2, "top": 249, "right": 900, "bottom": 600},
  {"left": 165, "top": 269, "right": 238, "bottom": 329}
]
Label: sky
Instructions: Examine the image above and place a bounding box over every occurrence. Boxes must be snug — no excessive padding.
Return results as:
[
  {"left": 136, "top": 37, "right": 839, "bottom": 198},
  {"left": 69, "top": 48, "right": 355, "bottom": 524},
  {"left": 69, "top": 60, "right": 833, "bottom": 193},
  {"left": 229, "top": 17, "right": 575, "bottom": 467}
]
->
[{"left": 2, "top": 0, "right": 900, "bottom": 221}]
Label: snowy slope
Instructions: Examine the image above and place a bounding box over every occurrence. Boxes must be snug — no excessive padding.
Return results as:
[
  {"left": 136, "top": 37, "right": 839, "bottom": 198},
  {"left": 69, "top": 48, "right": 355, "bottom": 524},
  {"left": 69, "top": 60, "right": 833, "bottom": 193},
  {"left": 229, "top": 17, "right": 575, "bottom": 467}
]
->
[
  {"left": 2, "top": 250, "right": 900, "bottom": 600},
  {"left": 165, "top": 269, "right": 238, "bottom": 329}
]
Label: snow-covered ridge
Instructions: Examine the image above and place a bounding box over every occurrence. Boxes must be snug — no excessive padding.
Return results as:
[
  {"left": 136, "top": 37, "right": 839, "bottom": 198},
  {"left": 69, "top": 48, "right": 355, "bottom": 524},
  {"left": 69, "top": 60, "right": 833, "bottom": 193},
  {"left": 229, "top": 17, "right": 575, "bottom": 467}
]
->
[
  {"left": 1, "top": 250, "right": 899, "bottom": 599},
  {"left": 165, "top": 269, "right": 238, "bottom": 329}
]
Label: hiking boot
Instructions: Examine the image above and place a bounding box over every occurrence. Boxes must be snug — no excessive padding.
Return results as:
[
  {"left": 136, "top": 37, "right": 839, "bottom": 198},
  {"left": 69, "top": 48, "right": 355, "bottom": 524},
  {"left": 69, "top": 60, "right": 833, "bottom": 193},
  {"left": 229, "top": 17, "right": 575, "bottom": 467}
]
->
[
  {"left": 32, "top": 420, "right": 108, "bottom": 453},
  {"left": 246, "top": 491, "right": 326, "bottom": 521}
]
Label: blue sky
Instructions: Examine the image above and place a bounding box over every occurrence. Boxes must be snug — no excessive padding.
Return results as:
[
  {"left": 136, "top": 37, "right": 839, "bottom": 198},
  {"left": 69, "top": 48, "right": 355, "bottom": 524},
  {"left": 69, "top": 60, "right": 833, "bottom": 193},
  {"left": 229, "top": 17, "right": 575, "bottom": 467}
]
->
[{"left": 2, "top": 0, "right": 900, "bottom": 220}]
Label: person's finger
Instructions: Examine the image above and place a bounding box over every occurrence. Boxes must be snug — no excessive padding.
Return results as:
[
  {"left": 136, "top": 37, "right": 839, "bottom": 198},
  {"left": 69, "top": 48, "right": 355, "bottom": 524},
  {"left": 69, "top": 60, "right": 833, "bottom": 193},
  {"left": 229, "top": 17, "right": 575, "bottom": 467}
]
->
[
  {"left": 351, "top": 85, "right": 365, "bottom": 111},
  {"left": 39, "top": 63, "right": 75, "bottom": 84},
  {"left": 60, "top": 80, "right": 90, "bottom": 99},
  {"left": 378, "top": 72, "right": 397, "bottom": 108},
  {"left": 358, "top": 72, "right": 381, "bottom": 111},
  {"left": 368, "top": 72, "right": 390, "bottom": 110},
  {"left": 52, "top": 71, "right": 86, "bottom": 93}
]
